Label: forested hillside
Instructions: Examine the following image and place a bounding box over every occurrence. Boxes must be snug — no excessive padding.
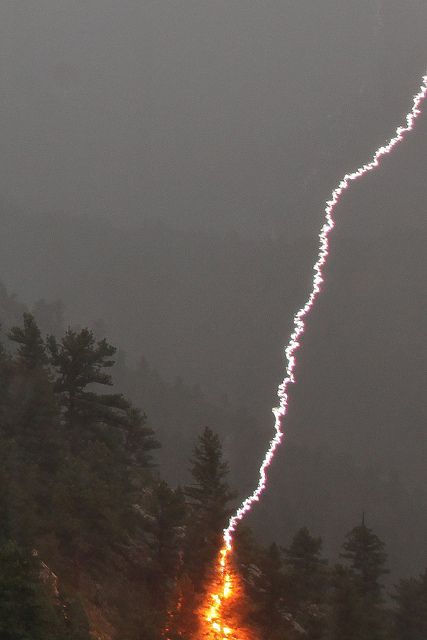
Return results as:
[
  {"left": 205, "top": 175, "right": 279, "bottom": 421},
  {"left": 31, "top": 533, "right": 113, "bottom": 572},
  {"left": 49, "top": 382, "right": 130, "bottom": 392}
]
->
[
  {"left": 0, "top": 312, "right": 425, "bottom": 639},
  {"left": 0, "top": 207, "right": 425, "bottom": 578}
]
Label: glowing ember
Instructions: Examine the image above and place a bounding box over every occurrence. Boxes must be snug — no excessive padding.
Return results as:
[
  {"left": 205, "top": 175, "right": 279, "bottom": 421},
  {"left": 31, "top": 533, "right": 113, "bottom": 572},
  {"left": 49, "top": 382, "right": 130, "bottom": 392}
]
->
[
  {"left": 203, "top": 548, "right": 233, "bottom": 637},
  {"left": 200, "top": 545, "right": 253, "bottom": 640}
]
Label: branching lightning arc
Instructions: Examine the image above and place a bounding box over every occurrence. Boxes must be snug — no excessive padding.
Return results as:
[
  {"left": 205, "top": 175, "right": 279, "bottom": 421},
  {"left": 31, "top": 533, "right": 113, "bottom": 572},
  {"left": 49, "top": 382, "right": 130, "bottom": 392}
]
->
[{"left": 224, "top": 70, "right": 427, "bottom": 550}]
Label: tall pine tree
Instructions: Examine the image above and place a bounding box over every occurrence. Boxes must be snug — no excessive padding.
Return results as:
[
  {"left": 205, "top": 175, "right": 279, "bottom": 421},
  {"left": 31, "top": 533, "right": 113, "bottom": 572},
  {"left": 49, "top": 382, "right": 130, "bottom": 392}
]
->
[{"left": 184, "top": 427, "right": 236, "bottom": 588}]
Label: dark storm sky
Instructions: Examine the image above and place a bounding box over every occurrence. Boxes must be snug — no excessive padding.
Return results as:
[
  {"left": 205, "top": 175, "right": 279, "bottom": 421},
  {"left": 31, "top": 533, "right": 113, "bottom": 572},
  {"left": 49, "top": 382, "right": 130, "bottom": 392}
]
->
[{"left": 1, "top": 1, "right": 426, "bottom": 237}]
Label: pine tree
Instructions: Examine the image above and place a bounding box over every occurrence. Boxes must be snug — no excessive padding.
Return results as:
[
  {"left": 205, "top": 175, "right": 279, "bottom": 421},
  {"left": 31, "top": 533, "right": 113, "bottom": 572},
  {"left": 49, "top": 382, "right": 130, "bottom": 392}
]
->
[
  {"left": 145, "top": 482, "right": 186, "bottom": 611},
  {"left": 46, "top": 327, "right": 142, "bottom": 470},
  {"left": 252, "top": 542, "right": 286, "bottom": 638},
  {"left": 184, "top": 427, "right": 236, "bottom": 589},
  {"left": 43, "top": 330, "right": 146, "bottom": 562},
  {"left": 8, "top": 313, "right": 48, "bottom": 370},
  {"left": 340, "top": 518, "right": 388, "bottom": 598},
  {"left": 125, "top": 406, "right": 160, "bottom": 472},
  {"left": 328, "top": 564, "right": 364, "bottom": 640},
  {"left": 47, "top": 328, "right": 128, "bottom": 432},
  {"left": 3, "top": 318, "right": 60, "bottom": 541},
  {"left": 329, "top": 519, "right": 388, "bottom": 640},
  {"left": 284, "top": 527, "right": 327, "bottom": 605},
  {"left": 283, "top": 528, "right": 328, "bottom": 639},
  {"left": 150, "top": 482, "right": 186, "bottom": 577},
  {"left": 393, "top": 569, "right": 427, "bottom": 640}
]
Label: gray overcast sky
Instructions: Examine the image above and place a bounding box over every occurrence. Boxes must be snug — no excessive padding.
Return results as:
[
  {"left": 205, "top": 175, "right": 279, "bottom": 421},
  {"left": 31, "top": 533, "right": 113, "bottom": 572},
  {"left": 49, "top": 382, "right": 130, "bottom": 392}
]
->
[
  {"left": 0, "top": 1, "right": 426, "bottom": 236},
  {"left": 0, "top": 3, "right": 426, "bottom": 577}
]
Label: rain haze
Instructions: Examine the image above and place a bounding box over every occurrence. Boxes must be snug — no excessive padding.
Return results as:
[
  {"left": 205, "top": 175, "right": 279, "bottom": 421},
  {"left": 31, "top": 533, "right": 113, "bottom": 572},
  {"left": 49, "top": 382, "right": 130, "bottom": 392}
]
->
[{"left": 0, "top": 2, "right": 426, "bottom": 637}]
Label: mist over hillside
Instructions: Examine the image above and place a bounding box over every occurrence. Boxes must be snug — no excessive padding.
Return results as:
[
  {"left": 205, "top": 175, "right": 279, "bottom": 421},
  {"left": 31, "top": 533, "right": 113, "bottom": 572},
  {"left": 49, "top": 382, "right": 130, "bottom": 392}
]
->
[{"left": 0, "top": 206, "right": 425, "bottom": 579}]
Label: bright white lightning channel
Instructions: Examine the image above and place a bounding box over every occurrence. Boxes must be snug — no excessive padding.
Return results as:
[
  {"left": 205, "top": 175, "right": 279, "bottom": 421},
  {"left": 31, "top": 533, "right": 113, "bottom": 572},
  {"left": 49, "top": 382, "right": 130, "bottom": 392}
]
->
[{"left": 224, "top": 71, "right": 427, "bottom": 550}]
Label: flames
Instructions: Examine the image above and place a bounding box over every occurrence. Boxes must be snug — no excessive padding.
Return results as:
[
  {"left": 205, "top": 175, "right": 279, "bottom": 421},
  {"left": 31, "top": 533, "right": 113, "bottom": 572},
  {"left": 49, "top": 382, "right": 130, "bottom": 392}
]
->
[
  {"left": 203, "top": 548, "right": 233, "bottom": 639},
  {"left": 164, "top": 543, "right": 247, "bottom": 640},
  {"left": 200, "top": 545, "right": 254, "bottom": 640}
]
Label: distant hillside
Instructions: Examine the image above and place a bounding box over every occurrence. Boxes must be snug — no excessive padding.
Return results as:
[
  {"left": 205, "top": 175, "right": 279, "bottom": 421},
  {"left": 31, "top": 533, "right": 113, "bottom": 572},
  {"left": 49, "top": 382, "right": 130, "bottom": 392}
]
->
[
  {"left": 0, "top": 205, "right": 425, "bottom": 579},
  {"left": 0, "top": 208, "right": 425, "bottom": 471}
]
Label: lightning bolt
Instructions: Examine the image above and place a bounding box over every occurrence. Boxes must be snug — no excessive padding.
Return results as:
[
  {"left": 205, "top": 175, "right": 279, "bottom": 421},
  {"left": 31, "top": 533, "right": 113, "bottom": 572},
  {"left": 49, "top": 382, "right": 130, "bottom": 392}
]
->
[
  {"left": 223, "top": 71, "right": 427, "bottom": 550},
  {"left": 201, "top": 71, "right": 427, "bottom": 640}
]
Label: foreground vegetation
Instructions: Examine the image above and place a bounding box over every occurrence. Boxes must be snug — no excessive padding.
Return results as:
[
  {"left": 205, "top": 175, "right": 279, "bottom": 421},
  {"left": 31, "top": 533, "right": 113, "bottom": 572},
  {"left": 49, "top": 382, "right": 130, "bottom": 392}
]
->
[{"left": 0, "top": 313, "right": 425, "bottom": 639}]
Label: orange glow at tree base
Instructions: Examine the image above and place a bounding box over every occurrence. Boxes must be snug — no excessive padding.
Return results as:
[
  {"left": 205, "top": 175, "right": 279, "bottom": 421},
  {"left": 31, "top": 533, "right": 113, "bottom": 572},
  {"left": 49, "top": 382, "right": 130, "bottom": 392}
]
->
[{"left": 197, "top": 545, "right": 254, "bottom": 640}]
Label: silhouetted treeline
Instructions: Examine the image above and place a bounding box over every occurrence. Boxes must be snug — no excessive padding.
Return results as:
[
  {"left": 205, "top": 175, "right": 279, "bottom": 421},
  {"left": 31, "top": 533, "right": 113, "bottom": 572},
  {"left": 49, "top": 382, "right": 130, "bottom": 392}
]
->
[{"left": 234, "top": 521, "right": 427, "bottom": 640}]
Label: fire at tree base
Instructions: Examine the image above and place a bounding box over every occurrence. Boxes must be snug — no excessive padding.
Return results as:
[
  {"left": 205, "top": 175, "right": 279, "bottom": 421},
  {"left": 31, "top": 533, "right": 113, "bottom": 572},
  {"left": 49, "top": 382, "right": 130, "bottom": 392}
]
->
[{"left": 195, "top": 547, "right": 257, "bottom": 640}]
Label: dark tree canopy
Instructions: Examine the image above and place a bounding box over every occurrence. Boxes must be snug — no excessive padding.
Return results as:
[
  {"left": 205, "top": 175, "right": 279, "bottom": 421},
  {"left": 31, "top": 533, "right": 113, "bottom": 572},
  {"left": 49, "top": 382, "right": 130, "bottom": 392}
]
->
[
  {"left": 184, "top": 427, "right": 236, "bottom": 589},
  {"left": 8, "top": 313, "right": 48, "bottom": 370},
  {"left": 47, "top": 328, "right": 125, "bottom": 428},
  {"left": 341, "top": 519, "right": 388, "bottom": 597},
  {"left": 329, "top": 521, "right": 389, "bottom": 640},
  {"left": 0, "top": 307, "right": 424, "bottom": 640},
  {"left": 393, "top": 569, "right": 427, "bottom": 640}
]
